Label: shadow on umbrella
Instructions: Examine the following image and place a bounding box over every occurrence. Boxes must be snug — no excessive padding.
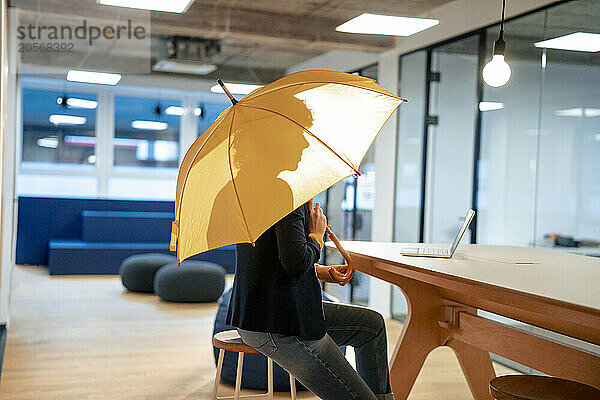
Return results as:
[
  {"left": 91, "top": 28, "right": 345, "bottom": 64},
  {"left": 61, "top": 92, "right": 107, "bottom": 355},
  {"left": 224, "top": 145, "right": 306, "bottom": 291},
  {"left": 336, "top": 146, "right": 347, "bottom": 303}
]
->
[{"left": 207, "top": 96, "right": 313, "bottom": 249}]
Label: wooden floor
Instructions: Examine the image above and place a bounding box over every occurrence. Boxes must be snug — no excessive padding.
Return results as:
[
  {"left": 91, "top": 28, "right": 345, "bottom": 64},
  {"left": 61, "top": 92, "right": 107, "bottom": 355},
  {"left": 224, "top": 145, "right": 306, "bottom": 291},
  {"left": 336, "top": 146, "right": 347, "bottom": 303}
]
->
[{"left": 0, "top": 265, "right": 515, "bottom": 399}]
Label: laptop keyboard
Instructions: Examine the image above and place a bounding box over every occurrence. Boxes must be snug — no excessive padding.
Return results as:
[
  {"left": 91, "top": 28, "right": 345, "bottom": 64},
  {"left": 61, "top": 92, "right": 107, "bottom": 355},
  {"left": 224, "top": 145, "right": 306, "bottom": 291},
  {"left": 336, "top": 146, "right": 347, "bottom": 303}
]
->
[{"left": 420, "top": 248, "right": 449, "bottom": 255}]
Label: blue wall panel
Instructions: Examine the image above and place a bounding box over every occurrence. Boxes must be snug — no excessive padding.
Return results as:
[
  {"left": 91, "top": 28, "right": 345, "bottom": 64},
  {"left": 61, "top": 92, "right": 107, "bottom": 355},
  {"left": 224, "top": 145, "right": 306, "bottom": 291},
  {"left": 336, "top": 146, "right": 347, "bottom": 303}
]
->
[{"left": 17, "top": 196, "right": 174, "bottom": 265}]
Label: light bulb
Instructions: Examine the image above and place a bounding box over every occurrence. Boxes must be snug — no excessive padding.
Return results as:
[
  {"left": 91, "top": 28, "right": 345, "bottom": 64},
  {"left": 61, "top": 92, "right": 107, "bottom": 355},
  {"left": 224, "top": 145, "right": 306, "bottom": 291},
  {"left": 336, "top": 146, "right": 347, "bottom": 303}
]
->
[{"left": 483, "top": 55, "right": 511, "bottom": 87}]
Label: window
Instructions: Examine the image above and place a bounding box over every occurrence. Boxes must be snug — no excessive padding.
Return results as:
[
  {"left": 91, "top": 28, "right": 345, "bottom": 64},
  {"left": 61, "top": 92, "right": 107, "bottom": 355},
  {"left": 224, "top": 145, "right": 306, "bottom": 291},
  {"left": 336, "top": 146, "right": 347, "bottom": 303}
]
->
[
  {"left": 17, "top": 79, "right": 234, "bottom": 199},
  {"left": 113, "top": 96, "right": 181, "bottom": 169},
  {"left": 197, "top": 101, "right": 230, "bottom": 137},
  {"left": 21, "top": 88, "right": 97, "bottom": 166}
]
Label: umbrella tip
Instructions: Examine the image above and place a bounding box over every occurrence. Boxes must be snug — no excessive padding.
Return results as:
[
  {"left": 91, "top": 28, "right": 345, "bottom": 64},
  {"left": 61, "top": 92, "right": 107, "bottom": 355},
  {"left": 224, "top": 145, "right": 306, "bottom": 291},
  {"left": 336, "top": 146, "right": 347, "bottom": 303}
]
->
[
  {"left": 217, "top": 79, "right": 238, "bottom": 105},
  {"left": 251, "top": 241, "right": 256, "bottom": 247}
]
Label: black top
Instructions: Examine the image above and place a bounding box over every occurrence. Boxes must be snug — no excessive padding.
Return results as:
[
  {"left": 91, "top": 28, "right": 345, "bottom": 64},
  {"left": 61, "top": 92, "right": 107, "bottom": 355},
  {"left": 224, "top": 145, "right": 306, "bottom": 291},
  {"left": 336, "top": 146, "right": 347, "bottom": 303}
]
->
[{"left": 226, "top": 203, "right": 325, "bottom": 340}]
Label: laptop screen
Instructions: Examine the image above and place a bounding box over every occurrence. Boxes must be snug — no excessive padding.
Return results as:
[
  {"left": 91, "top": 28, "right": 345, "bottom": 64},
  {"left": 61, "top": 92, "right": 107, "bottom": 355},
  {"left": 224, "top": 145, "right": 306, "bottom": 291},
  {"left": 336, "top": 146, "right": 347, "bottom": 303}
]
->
[{"left": 450, "top": 209, "right": 476, "bottom": 254}]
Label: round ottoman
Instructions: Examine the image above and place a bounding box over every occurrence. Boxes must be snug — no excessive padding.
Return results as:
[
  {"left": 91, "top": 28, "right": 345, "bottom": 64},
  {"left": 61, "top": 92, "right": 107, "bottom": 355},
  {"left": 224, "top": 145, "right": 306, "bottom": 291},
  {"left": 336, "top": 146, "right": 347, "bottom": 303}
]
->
[
  {"left": 154, "top": 261, "right": 226, "bottom": 303},
  {"left": 119, "top": 253, "right": 176, "bottom": 293}
]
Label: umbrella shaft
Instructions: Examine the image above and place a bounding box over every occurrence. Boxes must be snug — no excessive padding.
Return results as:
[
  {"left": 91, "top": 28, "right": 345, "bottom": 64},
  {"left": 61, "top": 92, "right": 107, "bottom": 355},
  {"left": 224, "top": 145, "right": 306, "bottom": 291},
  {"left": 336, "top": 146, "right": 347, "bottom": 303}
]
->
[{"left": 217, "top": 79, "right": 238, "bottom": 105}]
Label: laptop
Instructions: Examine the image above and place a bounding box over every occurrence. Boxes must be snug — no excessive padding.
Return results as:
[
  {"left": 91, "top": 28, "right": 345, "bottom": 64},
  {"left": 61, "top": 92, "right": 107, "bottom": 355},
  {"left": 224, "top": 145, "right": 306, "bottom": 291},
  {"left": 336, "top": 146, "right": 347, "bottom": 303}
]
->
[{"left": 400, "top": 209, "right": 475, "bottom": 258}]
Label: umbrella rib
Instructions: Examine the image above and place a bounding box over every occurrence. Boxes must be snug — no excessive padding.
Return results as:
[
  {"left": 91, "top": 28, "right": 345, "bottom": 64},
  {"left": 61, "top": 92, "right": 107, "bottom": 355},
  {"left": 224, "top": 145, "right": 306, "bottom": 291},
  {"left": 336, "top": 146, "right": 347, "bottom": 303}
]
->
[
  {"left": 227, "top": 110, "right": 254, "bottom": 244},
  {"left": 237, "top": 104, "right": 361, "bottom": 176},
  {"left": 173, "top": 109, "right": 234, "bottom": 260},
  {"left": 176, "top": 109, "right": 232, "bottom": 220}
]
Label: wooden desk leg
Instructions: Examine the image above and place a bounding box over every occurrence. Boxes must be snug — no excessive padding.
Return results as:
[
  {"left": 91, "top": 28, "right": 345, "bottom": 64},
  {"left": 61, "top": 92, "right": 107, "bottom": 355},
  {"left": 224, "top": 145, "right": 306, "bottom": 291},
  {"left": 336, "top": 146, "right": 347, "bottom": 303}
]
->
[
  {"left": 389, "top": 279, "right": 494, "bottom": 400},
  {"left": 447, "top": 339, "right": 495, "bottom": 400},
  {"left": 389, "top": 279, "right": 443, "bottom": 400}
]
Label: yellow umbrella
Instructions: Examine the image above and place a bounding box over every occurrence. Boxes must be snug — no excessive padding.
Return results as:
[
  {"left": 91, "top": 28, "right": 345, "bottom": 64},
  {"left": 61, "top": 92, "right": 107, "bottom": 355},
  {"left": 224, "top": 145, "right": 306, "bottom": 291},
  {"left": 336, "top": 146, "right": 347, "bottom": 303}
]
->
[{"left": 170, "top": 70, "right": 405, "bottom": 263}]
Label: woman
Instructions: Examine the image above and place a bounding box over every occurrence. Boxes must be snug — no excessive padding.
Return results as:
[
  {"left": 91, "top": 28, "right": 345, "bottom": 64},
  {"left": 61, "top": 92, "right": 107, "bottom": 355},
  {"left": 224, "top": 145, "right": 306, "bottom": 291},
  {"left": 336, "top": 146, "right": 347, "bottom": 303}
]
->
[{"left": 226, "top": 199, "right": 395, "bottom": 400}]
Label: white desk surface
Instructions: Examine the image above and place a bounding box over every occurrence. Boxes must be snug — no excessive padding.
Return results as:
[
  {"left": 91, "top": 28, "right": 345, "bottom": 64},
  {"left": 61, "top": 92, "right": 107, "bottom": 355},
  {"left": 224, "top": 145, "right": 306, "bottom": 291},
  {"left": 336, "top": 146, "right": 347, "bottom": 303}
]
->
[{"left": 330, "top": 241, "right": 600, "bottom": 312}]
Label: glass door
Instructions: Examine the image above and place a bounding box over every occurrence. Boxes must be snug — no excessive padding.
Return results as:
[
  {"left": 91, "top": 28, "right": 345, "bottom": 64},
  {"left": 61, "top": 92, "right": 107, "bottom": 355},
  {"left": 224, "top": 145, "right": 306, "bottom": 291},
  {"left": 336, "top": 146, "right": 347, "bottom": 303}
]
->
[{"left": 424, "top": 35, "right": 480, "bottom": 244}]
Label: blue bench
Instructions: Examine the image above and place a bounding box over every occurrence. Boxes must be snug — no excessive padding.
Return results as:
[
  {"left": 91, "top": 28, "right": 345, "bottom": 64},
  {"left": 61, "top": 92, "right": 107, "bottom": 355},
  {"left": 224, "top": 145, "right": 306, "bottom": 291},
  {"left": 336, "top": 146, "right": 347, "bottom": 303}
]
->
[
  {"left": 17, "top": 197, "right": 237, "bottom": 275},
  {"left": 48, "top": 240, "right": 236, "bottom": 275},
  {"left": 81, "top": 210, "right": 174, "bottom": 242}
]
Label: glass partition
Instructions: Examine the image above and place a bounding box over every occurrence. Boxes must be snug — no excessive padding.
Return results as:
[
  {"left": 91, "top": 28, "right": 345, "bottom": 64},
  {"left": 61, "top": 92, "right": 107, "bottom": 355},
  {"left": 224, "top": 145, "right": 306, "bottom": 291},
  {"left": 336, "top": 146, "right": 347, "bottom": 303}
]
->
[
  {"left": 393, "top": 50, "right": 427, "bottom": 243},
  {"left": 477, "top": 0, "right": 600, "bottom": 251},
  {"left": 477, "top": 11, "right": 546, "bottom": 246},
  {"left": 392, "top": 0, "right": 600, "bottom": 320},
  {"left": 392, "top": 50, "right": 427, "bottom": 319},
  {"left": 535, "top": 1, "right": 600, "bottom": 248}
]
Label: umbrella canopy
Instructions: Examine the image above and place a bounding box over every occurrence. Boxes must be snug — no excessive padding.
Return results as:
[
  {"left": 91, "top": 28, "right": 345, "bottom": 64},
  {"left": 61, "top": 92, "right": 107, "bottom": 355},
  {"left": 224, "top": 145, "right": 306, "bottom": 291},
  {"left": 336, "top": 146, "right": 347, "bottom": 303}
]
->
[{"left": 171, "top": 70, "right": 405, "bottom": 262}]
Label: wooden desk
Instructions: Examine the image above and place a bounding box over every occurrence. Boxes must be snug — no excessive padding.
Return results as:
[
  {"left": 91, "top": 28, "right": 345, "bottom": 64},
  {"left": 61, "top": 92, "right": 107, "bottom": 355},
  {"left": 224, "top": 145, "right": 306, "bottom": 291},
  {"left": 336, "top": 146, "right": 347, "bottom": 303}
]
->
[{"left": 326, "top": 242, "right": 600, "bottom": 399}]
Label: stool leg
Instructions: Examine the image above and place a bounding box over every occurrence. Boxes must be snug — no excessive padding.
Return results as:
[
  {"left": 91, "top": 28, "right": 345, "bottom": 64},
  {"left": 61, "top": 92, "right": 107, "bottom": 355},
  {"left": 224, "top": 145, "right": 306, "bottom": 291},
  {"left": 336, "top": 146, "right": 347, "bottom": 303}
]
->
[
  {"left": 213, "top": 349, "right": 224, "bottom": 400},
  {"left": 267, "top": 357, "right": 273, "bottom": 399},
  {"left": 234, "top": 352, "right": 244, "bottom": 400},
  {"left": 289, "top": 375, "right": 296, "bottom": 400}
]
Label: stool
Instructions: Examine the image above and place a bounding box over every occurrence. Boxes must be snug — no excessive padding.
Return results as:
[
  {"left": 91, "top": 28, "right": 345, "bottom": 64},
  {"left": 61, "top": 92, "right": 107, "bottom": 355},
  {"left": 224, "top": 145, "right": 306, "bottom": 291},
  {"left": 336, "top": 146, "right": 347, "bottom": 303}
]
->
[
  {"left": 213, "top": 330, "right": 297, "bottom": 400},
  {"left": 490, "top": 375, "right": 600, "bottom": 400}
]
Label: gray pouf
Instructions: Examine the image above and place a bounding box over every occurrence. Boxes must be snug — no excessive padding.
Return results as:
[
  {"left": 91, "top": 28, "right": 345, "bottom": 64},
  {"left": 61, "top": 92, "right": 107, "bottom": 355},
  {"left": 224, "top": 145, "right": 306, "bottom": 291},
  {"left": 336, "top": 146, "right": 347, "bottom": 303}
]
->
[
  {"left": 154, "top": 261, "right": 226, "bottom": 303},
  {"left": 120, "top": 253, "right": 177, "bottom": 293}
]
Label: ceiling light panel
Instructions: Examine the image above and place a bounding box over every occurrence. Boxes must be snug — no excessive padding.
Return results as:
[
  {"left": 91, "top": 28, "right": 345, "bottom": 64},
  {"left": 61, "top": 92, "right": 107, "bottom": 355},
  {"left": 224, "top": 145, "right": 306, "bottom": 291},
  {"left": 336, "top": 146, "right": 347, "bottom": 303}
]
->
[
  {"left": 152, "top": 60, "right": 217, "bottom": 75},
  {"left": 555, "top": 107, "right": 600, "bottom": 117},
  {"left": 210, "top": 83, "right": 263, "bottom": 95},
  {"left": 479, "top": 102, "right": 505, "bottom": 112},
  {"left": 49, "top": 115, "right": 87, "bottom": 125},
  {"left": 98, "top": 0, "right": 194, "bottom": 13},
  {"left": 534, "top": 32, "right": 600, "bottom": 53},
  {"left": 131, "top": 120, "right": 169, "bottom": 130},
  {"left": 336, "top": 13, "right": 439, "bottom": 36},
  {"left": 57, "top": 97, "right": 98, "bottom": 109},
  {"left": 67, "top": 70, "right": 121, "bottom": 85},
  {"left": 164, "top": 106, "right": 202, "bottom": 116}
]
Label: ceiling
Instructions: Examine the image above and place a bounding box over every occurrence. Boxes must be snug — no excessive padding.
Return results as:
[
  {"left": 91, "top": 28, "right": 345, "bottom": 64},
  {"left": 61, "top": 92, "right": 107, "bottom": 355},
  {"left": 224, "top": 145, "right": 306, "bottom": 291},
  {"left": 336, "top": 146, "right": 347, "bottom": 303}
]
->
[{"left": 10, "top": 0, "right": 455, "bottom": 83}]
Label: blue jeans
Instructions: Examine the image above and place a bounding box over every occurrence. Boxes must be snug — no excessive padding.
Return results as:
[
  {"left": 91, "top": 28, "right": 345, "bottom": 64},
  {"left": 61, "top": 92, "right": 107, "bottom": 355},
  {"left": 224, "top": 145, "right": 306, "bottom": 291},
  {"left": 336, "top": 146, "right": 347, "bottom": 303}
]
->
[{"left": 238, "top": 301, "right": 394, "bottom": 400}]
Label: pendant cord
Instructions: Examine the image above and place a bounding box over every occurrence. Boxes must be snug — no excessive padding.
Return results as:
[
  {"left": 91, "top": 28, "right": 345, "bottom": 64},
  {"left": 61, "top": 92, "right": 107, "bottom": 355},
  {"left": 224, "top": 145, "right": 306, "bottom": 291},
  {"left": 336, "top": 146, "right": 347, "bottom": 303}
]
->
[{"left": 500, "top": 0, "right": 506, "bottom": 33}]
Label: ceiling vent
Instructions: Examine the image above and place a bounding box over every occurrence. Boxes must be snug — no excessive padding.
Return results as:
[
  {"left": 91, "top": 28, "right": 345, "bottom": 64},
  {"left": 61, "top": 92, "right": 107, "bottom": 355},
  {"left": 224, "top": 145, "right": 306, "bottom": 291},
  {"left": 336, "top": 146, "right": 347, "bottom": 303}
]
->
[{"left": 153, "top": 36, "right": 222, "bottom": 75}]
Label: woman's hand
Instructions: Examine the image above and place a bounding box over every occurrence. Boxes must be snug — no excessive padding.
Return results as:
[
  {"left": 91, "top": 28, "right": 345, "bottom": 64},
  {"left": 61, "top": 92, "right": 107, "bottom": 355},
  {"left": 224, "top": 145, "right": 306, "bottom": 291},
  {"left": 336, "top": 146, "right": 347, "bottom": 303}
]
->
[
  {"left": 308, "top": 198, "right": 327, "bottom": 237},
  {"left": 315, "top": 264, "right": 353, "bottom": 286}
]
